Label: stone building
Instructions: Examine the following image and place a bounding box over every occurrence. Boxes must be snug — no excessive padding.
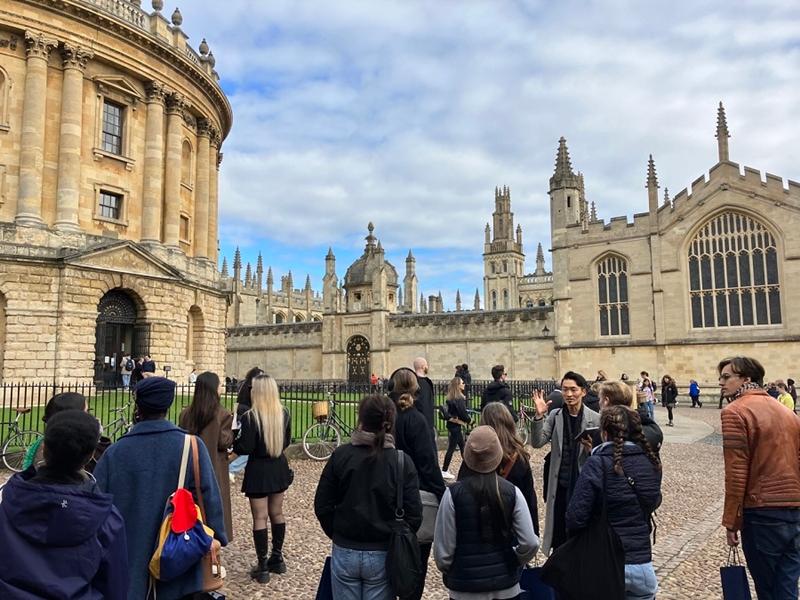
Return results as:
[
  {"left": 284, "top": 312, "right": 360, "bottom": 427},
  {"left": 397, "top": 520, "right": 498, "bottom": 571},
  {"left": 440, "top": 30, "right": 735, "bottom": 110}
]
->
[
  {"left": 0, "top": 1, "right": 231, "bottom": 384},
  {"left": 227, "top": 104, "right": 800, "bottom": 384}
]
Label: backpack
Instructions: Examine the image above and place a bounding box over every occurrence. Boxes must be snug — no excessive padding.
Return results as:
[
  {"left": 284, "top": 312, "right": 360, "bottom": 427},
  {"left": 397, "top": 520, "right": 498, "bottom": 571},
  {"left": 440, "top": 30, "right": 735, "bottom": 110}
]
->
[
  {"left": 386, "top": 451, "right": 422, "bottom": 597},
  {"left": 149, "top": 435, "right": 215, "bottom": 584},
  {"left": 437, "top": 404, "right": 450, "bottom": 422},
  {"left": 125, "top": 358, "right": 134, "bottom": 371}
]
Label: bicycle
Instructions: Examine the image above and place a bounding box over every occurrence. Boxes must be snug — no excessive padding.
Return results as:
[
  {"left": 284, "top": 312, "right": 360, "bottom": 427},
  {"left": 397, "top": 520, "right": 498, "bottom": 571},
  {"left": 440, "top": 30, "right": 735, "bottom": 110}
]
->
[
  {"left": 1, "top": 408, "right": 43, "bottom": 472},
  {"left": 302, "top": 395, "right": 354, "bottom": 461},
  {"left": 96, "top": 404, "right": 133, "bottom": 441},
  {"left": 516, "top": 404, "right": 537, "bottom": 446}
]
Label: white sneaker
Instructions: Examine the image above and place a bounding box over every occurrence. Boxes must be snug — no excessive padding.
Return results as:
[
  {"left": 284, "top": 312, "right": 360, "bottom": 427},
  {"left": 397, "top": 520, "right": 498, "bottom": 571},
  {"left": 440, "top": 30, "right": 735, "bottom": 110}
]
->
[
  {"left": 229, "top": 472, "right": 235, "bottom": 484},
  {"left": 441, "top": 470, "right": 455, "bottom": 480}
]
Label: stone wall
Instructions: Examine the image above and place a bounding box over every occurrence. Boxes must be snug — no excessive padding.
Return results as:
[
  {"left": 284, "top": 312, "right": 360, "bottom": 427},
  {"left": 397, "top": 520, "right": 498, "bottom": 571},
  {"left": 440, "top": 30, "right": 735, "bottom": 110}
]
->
[{"left": 226, "top": 322, "right": 324, "bottom": 379}]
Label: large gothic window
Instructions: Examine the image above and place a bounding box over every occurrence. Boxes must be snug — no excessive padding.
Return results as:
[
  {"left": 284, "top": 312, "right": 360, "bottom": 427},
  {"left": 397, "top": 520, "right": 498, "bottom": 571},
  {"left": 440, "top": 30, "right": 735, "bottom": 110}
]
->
[
  {"left": 597, "top": 255, "right": 629, "bottom": 336},
  {"left": 688, "top": 212, "right": 781, "bottom": 328}
]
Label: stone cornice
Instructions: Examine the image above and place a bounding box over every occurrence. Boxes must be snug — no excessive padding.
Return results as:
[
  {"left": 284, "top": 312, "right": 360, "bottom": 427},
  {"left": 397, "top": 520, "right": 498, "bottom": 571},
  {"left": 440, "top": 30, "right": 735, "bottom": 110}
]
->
[
  {"left": 24, "top": 29, "right": 57, "bottom": 59},
  {"left": 9, "top": 1, "right": 232, "bottom": 138},
  {"left": 61, "top": 43, "right": 93, "bottom": 70}
]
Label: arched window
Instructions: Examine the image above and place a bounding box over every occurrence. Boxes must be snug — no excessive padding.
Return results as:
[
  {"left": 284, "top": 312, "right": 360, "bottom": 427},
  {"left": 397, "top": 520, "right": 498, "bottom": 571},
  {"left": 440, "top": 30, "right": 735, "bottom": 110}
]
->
[
  {"left": 503, "top": 260, "right": 508, "bottom": 273},
  {"left": 181, "top": 140, "right": 193, "bottom": 187},
  {"left": 525, "top": 299, "right": 534, "bottom": 309},
  {"left": 491, "top": 262, "right": 496, "bottom": 274},
  {"left": 294, "top": 313, "right": 304, "bottom": 323},
  {"left": 597, "top": 255, "right": 629, "bottom": 336},
  {"left": 0, "top": 66, "right": 10, "bottom": 130},
  {"left": 275, "top": 312, "right": 285, "bottom": 324},
  {"left": 491, "top": 290, "right": 497, "bottom": 310},
  {"left": 186, "top": 306, "right": 203, "bottom": 363},
  {"left": 503, "top": 289, "right": 509, "bottom": 309},
  {"left": 688, "top": 212, "right": 781, "bottom": 328}
]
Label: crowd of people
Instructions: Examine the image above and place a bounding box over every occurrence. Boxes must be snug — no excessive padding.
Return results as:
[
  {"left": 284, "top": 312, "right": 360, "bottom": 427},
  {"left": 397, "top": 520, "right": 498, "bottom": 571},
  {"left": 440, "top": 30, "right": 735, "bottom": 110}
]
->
[{"left": 0, "top": 355, "right": 798, "bottom": 599}]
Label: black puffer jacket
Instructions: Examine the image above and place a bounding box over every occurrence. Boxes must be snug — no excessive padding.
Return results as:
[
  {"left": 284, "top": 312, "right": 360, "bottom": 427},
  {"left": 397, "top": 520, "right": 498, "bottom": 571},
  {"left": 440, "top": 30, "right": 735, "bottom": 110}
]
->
[
  {"left": 637, "top": 408, "right": 664, "bottom": 455},
  {"left": 394, "top": 401, "right": 446, "bottom": 500},
  {"left": 565, "top": 442, "right": 662, "bottom": 564},
  {"left": 481, "top": 381, "right": 517, "bottom": 422}
]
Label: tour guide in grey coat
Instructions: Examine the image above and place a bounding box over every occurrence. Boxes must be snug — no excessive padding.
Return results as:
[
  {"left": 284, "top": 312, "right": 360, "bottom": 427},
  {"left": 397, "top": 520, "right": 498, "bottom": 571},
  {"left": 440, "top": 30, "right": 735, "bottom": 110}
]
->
[
  {"left": 95, "top": 377, "right": 228, "bottom": 600},
  {"left": 530, "top": 371, "right": 600, "bottom": 556}
]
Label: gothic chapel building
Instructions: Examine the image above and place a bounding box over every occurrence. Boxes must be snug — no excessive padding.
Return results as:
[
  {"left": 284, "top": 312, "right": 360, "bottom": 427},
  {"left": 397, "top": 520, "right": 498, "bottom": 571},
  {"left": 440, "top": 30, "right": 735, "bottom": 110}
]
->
[{"left": 228, "top": 104, "right": 800, "bottom": 384}]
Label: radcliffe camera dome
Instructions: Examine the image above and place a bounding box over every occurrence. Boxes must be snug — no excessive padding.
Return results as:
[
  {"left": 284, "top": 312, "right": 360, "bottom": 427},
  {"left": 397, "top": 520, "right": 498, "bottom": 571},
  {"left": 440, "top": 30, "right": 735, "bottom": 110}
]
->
[{"left": 343, "top": 223, "right": 399, "bottom": 288}]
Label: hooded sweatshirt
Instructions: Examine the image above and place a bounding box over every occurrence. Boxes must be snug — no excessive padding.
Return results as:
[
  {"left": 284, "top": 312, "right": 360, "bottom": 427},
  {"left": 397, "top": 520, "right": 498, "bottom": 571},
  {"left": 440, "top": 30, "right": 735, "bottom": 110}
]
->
[
  {"left": 0, "top": 468, "right": 128, "bottom": 599},
  {"left": 481, "top": 381, "right": 518, "bottom": 422}
]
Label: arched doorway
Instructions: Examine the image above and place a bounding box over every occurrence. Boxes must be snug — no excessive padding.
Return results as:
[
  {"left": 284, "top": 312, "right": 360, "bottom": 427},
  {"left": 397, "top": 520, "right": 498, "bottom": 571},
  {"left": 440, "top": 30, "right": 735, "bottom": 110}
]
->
[
  {"left": 94, "top": 290, "right": 146, "bottom": 387},
  {"left": 346, "top": 335, "right": 370, "bottom": 384}
]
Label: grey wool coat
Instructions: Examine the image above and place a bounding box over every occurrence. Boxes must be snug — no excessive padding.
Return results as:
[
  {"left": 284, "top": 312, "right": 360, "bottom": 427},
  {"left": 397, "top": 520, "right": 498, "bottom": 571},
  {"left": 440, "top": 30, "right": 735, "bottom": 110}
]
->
[{"left": 531, "top": 405, "right": 600, "bottom": 555}]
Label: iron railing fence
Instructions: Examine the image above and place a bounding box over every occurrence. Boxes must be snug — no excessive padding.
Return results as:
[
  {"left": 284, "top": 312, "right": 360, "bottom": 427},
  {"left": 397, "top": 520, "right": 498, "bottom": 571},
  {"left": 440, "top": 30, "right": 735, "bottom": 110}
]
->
[{"left": 0, "top": 378, "right": 557, "bottom": 444}]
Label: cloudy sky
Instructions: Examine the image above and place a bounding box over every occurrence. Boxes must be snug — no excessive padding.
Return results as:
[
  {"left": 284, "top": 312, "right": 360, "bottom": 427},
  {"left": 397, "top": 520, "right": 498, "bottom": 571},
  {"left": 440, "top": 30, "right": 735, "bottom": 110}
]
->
[{"left": 178, "top": 1, "right": 799, "bottom": 308}]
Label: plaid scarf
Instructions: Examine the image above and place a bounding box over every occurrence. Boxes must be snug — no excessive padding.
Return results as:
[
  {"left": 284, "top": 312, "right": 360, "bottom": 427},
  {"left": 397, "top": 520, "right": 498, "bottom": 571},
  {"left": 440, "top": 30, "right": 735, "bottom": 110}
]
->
[{"left": 731, "top": 381, "right": 763, "bottom": 400}]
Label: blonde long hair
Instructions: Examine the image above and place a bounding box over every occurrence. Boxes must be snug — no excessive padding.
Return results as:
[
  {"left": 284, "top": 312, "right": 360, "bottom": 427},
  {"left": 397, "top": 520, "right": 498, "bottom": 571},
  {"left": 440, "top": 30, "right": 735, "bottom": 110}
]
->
[
  {"left": 248, "top": 374, "right": 284, "bottom": 457},
  {"left": 446, "top": 377, "right": 465, "bottom": 401}
]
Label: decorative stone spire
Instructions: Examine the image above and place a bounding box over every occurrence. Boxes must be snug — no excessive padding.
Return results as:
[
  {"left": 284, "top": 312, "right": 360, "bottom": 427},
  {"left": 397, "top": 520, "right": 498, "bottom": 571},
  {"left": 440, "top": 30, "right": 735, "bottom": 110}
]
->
[
  {"left": 326, "top": 246, "right": 335, "bottom": 259},
  {"left": 152, "top": 0, "right": 164, "bottom": 12},
  {"left": 663, "top": 187, "right": 670, "bottom": 207},
  {"left": 220, "top": 256, "right": 228, "bottom": 277},
  {"left": 590, "top": 201, "right": 597, "bottom": 221},
  {"left": 233, "top": 247, "right": 242, "bottom": 280},
  {"left": 437, "top": 291, "right": 443, "bottom": 312},
  {"left": 256, "top": 252, "right": 263, "bottom": 273},
  {"left": 305, "top": 274, "right": 312, "bottom": 291},
  {"left": 516, "top": 224, "right": 522, "bottom": 245},
  {"left": 420, "top": 293, "right": 426, "bottom": 313},
  {"left": 550, "top": 137, "right": 580, "bottom": 190},
  {"left": 474, "top": 288, "right": 481, "bottom": 311},
  {"left": 455, "top": 289, "right": 462, "bottom": 312},
  {"left": 171, "top": 7, "right": 183, "bottom": 27},
  {"left": 365, "top": 222, "right": 377, "bottom": 251},
  {"left": 286, "top": 270, "right": 293, "bottom": 289},
  {"left": 244, "top": 262, "right": 252, "bottom": 287},
  {"left": 646, "top": 154, "right": 658, "bottom": 189},
  {"left": 397, "top": 286, "right": 403, "bottom": 308},
  {"left": 484, "top": 223, "right": 491, "bottom": 244},
  {"left": 376, "top": 239, "right": 383, "bottom": 253},
  {"left": 199, "top": 38, "right": 209, "bottom": 56},
  {"left": 535, "top": 242, "right": 546, "bottom": 276},
  {"left": 716, "top": 101, "right": 730, "bottom": 162},
  {"left": 266, "top": 266, "right": 273, "bottom": 286},
  {"left": 647, "top": 155, "right": 659, "bottom": 225}
]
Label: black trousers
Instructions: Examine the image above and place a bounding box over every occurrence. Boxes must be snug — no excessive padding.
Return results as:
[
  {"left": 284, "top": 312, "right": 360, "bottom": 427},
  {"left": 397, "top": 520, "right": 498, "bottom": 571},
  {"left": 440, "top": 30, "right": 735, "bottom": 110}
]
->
[
  {"left": 551, "top": 484, "right": 569, "bottom": 551},
  {"left": 442, "top": 427, "right": 465, "bottom": 470},
  {"left": 666, "top": 405, "right": 674, "bottom": 422}
]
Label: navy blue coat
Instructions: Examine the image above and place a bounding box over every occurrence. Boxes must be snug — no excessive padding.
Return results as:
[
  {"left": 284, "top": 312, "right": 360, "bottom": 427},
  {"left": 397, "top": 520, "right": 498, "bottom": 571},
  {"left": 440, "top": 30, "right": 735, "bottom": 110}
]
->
[
  {"left": 565, "top": 442, "right": 662, "bottom": 564},
  {"left": 0, "top": 469, "right": 128, "bottom": 599},
  {"left": 94, "top": 419, "right": 227, "bottom": 600}
]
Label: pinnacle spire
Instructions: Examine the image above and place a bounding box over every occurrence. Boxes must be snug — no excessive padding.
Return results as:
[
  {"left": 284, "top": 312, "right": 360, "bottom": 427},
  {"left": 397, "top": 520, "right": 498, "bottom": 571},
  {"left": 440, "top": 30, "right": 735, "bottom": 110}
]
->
[
  {"left": 406, "top": 249, "right": 415, "bottom": 261},
  {"left": 266, "top": 266, "right": 273, "bottom": 284},
  {"left": 590, "top": 201, "right": 597, "bottom": 221},
  {"left": 233, "top": 247, "right": 241, "bottom": 270},
  {"left": 365, "top": 222, "right": 376, "bottom": 250},
  {"left": 220, "top": 256, "right": 228, "bottom": 277},
  {"left": 550, "top": 137, "right": 580, "bottom": 190},
  {"left": 663, "top": 187, "right": 670, "bottom": 207},
  {"left": 305, "top": 274, "right": 312, "bottom": 290},
  {"left": 244, "top": 262, "right": 252, "bottom": 285},
  {"left": 646, "top": 154, "right": 658, "bottom": 189},
  {"left": 535, "top": 242, "right": 546, "bottom": 276},
  {"left": 256, "top": 252, "right": 263, "bottom": 272},
  {"left": 474, "top": 288, "right": 480, "bottom": 311},
  {"left": 326, "top": 246, "right": 335, "bottom": 259},
  {"left": 716, "top": 101, "right": 730, "bottom": 162}
]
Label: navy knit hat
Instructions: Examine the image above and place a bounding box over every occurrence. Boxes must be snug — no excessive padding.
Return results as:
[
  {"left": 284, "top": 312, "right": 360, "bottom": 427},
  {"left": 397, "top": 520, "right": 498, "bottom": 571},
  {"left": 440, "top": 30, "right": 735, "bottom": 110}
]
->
[{"left": 134, "top": 376, "right": 176, "bottom": 412}]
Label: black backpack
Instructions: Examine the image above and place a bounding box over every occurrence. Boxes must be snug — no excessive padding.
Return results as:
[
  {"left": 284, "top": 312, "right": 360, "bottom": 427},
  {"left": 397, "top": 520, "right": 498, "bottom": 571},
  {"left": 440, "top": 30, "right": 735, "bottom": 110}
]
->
[
  {"left": 386, "top": 451, "right": 422, "bottom": 597},
  {"left": 437, "top": 403, "right": 450, "bottom": 422},
  {"left": 125, "top": 358, "right": 134, "bottom": 371}
]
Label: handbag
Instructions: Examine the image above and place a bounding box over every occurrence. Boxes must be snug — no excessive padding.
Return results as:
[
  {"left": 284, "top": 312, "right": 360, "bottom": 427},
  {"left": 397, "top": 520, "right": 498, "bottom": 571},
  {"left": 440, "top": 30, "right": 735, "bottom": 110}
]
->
[
  {"left": 541, "top": 460, "right": 625, "bottom": 600},
  {"left": 314, "top": 556, "right": 333, "bottom": 600},
  {"left": 385, "top": 450, "right": 422, "bottom": 597},
  {"left": 720, "top": 547, "right": 752, "bottom": 600},
  {"left": 416, "top": 490, "right": 439, "bottom": 543},
  {"left": 519, "top": 556, "right": 557, "bottom": 600},
  {"left": 189, "top": 435, "right": 226, "bottom": 593}
]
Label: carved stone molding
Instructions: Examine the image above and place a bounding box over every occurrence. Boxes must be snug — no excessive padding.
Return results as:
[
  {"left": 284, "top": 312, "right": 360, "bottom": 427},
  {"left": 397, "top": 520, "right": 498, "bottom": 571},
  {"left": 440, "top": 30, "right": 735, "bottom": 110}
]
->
[
  {"left": 208, "top": 125, "right": 221, "bottom": 147},
  {"left": 24, "top": 31, "right": 58, "bottom": 60},
  {"left": 61, "top": 44, "right": 94, "bottom": 71},
  {"left": 196, "top": 118, "right": 211, "bottom": 138},
  {"left": 144, "top": 80, "right": 168, "bottom": 104},
  {"left": 165, "top": 92, "right": 186, "bottom": 115}
]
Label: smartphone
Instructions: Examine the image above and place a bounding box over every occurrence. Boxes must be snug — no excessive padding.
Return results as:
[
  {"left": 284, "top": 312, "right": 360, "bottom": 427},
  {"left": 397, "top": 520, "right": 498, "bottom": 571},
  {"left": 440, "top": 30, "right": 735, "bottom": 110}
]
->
[{"left": 574, "top": 427, "right": 601, "bottom": 446}]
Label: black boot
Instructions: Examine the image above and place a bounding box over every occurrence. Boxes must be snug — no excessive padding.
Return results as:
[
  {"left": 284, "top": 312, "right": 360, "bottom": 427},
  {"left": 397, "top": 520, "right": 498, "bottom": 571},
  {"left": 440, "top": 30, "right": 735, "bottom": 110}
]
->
[
  {"left": 250, "top": 529, "right": 270, "bottom": 583},
  {"left": 267, "top": 523, "right": 287, "bottom": 574}
]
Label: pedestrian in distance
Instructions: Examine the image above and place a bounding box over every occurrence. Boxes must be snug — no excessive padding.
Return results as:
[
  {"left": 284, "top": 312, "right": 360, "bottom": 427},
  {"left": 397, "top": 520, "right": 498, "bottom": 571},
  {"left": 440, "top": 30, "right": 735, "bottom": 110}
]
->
[
  {"left": 566, "top": 405, "right": 662, "bottom": 600},
  {"left": 689, "top": 379, "right": 702, "bottom": 408},
  {"left": 0, "top": 410, "right": 129, "bottom": 600},
  {"left": 233, "top": 374, "right": 293, "bottom": 583},
  {"left": 387, "top": 367, "right": 445, "bottom": 600},
  {"left": 719, "top": 356, "right": 800, "bottom": 599},
  {"left": 94, "top": 376, "right": 227, "bottom": 600},
  {"left": 775, "top": 381, "right": 795, "bottom": 412},
  {"left": 314, "top": 393, "right": 422, "bottom": 600},
  {"left": 637, "top": 372, "right": 656, "bottom": 421},
  {"left": 481, "top": 364, "right": 518, "bottom": 422},
  {"left": 121, "top": 353, "right": 134, "bottom": 389},
  {"left": 480, "top": 401, "right": 541, "bottom": 536},
  {"left": 413, "top": 357, "right": 436, "bottom": 437},
  {"left": 788, "top": 378, "right": 798, "bottom": 409},
  {"left": 660, "top": 375, "right": 678, "bottom": 427},
  {"left": 442, "top": 376, "right": 470, "bottom": 477},
  {"left": 530, "top": 370, "right": 600, "bottom": 555},
  {"left": 434, "top": 425, "right": 539, "bottom": 598},
  {"left": 179, "top": 371, "right": 235, "bottom": 542},
  {"left": 599, "top": 380, "right": 663, "bottom": 456}
]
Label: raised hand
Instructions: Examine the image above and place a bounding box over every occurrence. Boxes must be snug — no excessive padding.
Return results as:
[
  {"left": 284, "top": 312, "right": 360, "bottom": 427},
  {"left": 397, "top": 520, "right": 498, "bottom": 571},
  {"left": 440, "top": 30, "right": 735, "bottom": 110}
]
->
[{"left": 531, "top": 389, "right": 551, "bottom": 418}]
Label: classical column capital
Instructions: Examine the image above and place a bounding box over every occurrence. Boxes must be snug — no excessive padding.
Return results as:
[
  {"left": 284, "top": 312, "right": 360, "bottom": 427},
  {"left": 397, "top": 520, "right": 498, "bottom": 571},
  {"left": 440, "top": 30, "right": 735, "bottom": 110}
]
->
[
  {"left": 144, "top": 80, "right": 169, "bottom": 104},
  {"left": 196, "top": 118, "right": 212, "bottom": 138},
  {"left": 165, "top": 92, "right": 186, "bottom": 115},
  {"left": 208, "top": 125, "right": 221, "bottom": 147},
  {"left": 24, "top": 31, "right": 58, "bottom": 60},
  {"left": 61, "top": 44, "right": 93, "bottom": 71}
]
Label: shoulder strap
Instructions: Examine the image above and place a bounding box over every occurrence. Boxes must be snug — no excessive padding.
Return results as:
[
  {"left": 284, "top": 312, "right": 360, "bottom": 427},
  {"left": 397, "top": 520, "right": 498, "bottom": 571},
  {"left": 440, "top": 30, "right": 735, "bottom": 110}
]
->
[
  {"left": 500, "top": 452, "right": 517, "bottom": 479},
  {"left": 625, "top": 473, "right": 657, "bottom": 543},
  {"left": 395, "top": 450, "right": 405, "bottom": 517},
  {"left": 190, "top": 435, "right": 207, "bottom": 522},
  {"left": 178, "top": 433, "right": 191, "bottom": 489}
]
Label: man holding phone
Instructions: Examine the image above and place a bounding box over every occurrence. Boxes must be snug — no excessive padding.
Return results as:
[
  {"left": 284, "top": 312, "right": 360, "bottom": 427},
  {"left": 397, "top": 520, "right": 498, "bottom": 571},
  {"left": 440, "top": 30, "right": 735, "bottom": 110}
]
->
[{"left": 531, "top": 371, "right": 600, "bottom": 555}]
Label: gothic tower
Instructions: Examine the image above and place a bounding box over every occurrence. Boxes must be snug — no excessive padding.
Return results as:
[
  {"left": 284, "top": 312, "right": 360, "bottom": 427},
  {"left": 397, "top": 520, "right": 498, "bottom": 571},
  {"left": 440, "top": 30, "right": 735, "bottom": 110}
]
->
[
  {"left": 404, "top": 250, "right": 418, "bottom": 313},
  {"left": 483, "top": 186, "right": 525, "bottom": 310},
  {"left": 549, "top": 137, "right": 582, "bottom": 232}
]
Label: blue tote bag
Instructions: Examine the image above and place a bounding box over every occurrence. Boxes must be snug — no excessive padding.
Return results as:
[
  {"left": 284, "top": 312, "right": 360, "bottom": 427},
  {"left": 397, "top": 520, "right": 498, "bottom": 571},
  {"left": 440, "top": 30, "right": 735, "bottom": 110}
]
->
[
  {"left": 720, "top": 547, "right": 752, "bottom": 600},
  {"left": 520, "top": 561, "right": 557, "bottom": 600}
]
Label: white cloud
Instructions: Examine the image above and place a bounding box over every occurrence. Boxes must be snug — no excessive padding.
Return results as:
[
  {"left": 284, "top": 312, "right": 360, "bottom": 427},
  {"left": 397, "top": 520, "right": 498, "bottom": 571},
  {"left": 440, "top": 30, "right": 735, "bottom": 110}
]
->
[{"left": 175, "top": 0, "right": 799, "bottom": 295}]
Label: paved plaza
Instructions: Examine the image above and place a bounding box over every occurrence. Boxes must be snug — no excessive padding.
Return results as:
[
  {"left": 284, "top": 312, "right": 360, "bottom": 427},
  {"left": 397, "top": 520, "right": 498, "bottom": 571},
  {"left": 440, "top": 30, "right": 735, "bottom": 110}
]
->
[{"left": 0, "top": 404, "right": 751, "bottom": 598}]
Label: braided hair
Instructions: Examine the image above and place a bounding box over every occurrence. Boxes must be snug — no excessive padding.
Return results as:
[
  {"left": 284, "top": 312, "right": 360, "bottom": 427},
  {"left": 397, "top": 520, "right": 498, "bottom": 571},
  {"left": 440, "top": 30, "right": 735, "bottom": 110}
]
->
[
  {"left": 357, "top": 394, "right": 396, "bottom": 454},
  {"left": 600, "top": 405, "right": 661, "bottom": 475}
]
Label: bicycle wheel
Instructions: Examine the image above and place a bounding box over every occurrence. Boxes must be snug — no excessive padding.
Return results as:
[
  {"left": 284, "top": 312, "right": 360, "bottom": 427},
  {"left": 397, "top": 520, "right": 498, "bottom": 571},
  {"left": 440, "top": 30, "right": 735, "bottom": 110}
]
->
[
  {"left": 517, "top": 419, "right": 529, "bottom": 446},
  {"left": 3, "top": 430, "right": 43, "bottom": 472},
  {"left": 303, "top": 423, "right": 341, "bottom": 461}
]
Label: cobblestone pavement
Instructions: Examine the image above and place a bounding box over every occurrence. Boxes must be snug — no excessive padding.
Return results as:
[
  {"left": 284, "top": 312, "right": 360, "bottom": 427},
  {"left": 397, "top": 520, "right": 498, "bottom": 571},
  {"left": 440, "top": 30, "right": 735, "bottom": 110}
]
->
[{"left": 0, "top": 405, "right": 756, "bottom": 598}]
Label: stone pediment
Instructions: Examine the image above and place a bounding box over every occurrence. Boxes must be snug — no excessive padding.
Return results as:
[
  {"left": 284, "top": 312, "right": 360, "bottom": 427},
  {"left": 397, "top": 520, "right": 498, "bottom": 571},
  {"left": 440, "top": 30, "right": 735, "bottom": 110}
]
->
[{"left": 64, "top": 242, "right": 182, "bottom": 280}]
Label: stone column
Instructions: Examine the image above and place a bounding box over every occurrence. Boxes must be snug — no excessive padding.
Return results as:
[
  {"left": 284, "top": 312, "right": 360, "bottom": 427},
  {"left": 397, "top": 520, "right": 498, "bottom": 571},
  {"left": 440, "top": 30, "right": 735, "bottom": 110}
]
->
[
  {"left": 16, "top": 31, "right": 58, "bottom": 227},
  {"left": 193, "top": 119, "right": 210, "bottom": 259},
  {"left": 54, "top": 44, "right": 93, "bottom": 232},
  {"left": 207, "top": 127, "right": 221, "bottom": 263},
  {"left": 141, "top": 81, "right": 167, "bottom": 244},
  {"left": 163, "top": 92, "right": 185, "bottom": 248}
]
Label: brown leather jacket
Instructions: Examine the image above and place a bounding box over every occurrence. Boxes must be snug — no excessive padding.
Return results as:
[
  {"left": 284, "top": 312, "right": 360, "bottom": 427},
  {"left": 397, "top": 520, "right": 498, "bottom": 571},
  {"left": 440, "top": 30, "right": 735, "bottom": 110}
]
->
[{"left": 721, "top": 389, "right": 800, "bottom": 530}]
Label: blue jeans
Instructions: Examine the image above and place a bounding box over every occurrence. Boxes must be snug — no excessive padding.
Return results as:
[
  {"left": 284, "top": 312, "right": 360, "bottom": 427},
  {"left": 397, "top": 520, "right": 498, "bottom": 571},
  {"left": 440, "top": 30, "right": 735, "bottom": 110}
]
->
[
  {"left": 121, "top": 373, "right": 130, "bottom": 388},
  {"left": 331, "top": 543, "right": 392, "bottom": 600},
  {"left": 228, "top": 454, "right": 248, "bottom": 474},
  {"left": 624, "top": 562, "right": 657, "bottom": 600},
  {"left": 741, "top": 508, "right": 800, "bottom": 600},
  {"left": 643, "top": 401, "right": 655, "bottom": 421}
]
